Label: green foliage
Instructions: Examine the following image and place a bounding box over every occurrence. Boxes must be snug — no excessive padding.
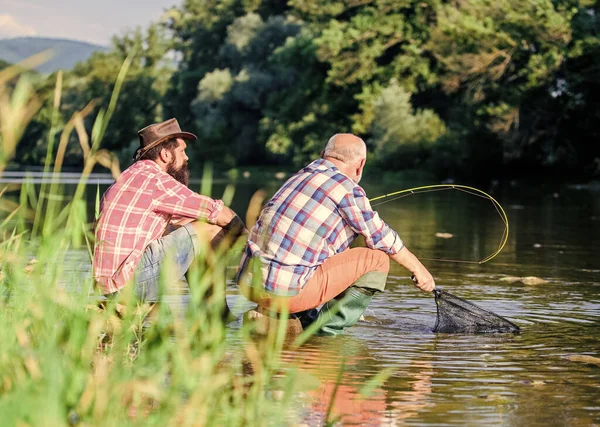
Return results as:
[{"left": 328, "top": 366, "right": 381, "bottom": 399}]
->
[
  {"left": 507, "top": 3, "right": 600, "bottom": 174},
  {"left": 13, "top": 25, "right": 173, "bottom": 169},
  {"left": 415, "top": 0, "right": 596, "bottom": 178},
  {"left": 371, "top": 80, "right": 446, "bottom": 168},
  {"left": 0, "top": 58, "right": 13, "bottom": 70},
  {"left": 5, "top": 0, "right": 600, "bottom": 179},
  {"left": 177, "top": 9, "right": 307, "bottom": 167},
  {"left": 0, "top": 61, "right": 346, "bottom": 426},
  {"left": 0, "top": 230, "right": 308, "bottom": 425},
  {"left": 429, "top": 0, "right": 573, "bottom": 96}
]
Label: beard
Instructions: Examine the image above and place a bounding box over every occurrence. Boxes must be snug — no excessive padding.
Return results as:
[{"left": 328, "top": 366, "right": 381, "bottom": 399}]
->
[{"left": 167, "top": 160, "right": 190, "bottom": 186}]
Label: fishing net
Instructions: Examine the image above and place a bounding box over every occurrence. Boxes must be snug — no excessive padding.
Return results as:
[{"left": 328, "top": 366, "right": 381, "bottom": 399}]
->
[{"left": 433, "top": 289, "right": 520, "bottom": 334}]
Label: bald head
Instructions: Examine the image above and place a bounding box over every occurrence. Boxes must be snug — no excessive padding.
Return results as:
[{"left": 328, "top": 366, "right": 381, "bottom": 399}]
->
[
  {"left": 322, "top": 133, "right": 367, "bottom": 183},
  {"left": 322, "top": 133, "right": 367, "bottom": 164}
]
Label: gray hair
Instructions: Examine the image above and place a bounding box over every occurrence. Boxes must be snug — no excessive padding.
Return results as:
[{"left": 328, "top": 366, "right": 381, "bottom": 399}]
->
[{"left": 322, "top": 134, "right": 366, "bottom": 164}]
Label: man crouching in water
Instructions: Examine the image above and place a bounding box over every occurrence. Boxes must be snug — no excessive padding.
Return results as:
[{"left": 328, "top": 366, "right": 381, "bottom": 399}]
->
[
  {"left": 237, "top": 133, "right": 435, "bottom": 335},
  {"left": 94, "top": 118, "right": 245, "bottom": 316}
]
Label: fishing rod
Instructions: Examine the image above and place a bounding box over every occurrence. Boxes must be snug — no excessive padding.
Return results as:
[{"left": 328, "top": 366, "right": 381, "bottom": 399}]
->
[{"left": 369, "top": 184, "right": 509, "bottom": 264}]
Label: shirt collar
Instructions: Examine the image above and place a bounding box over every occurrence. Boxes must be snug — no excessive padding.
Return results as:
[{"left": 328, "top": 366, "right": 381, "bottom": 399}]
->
[
  {"left": 305, "top": 158, "right": 339, "bottom": 173},
  {"left": 137, "top": 159, "right": 162, "bottom": 171}
]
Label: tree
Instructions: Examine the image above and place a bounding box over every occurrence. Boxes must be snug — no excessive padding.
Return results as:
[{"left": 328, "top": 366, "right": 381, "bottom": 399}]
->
[
  {"left": 16, "top": 24, "right": 173, "bottom": 168},
  {"left": 513, "top": 2, "right": 600, "bottom": 176},
  {"left": 425, "top": 0, "right": 575, "bottom": 177},
  {"left": 371, "top": 80, "right": 446, "bottom": 168},
  {"left": 163, "top": 0, "right": 248, "bottom": 132}
]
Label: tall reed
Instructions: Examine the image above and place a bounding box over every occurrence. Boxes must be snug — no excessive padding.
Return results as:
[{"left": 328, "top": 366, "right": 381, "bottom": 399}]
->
[{"left": 0, "top": 58, "right": 310, "bottom": 426}]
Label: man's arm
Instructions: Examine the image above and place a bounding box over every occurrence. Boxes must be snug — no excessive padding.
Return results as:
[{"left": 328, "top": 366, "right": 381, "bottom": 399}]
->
[
  {"left": 389, "top": 246, "right": 436, "bottom": 292},
  {"left": 338, "top": 188, "right": 404, "bottom": 253},
  {"left": 338, "top": 185, "right": 435, "bottom": 292}
]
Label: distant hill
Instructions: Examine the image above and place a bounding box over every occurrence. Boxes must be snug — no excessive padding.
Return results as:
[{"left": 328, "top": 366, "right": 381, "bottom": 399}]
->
[{"left": 0, "top": 37, "right": 109, "bottom": 73}]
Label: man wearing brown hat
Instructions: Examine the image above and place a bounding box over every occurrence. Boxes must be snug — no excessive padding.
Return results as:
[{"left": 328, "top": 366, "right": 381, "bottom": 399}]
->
[{"left": 93, "top": 118, "right": 245, "bottom": 306}]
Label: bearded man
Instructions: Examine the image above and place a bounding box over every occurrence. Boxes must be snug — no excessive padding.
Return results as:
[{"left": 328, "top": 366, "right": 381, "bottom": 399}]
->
[{"left": 94, "top": 118, "right": 245, "bottom": 303}]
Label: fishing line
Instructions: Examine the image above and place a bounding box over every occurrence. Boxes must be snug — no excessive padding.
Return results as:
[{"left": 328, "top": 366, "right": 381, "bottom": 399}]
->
[{"left": 369, "top": 184, "right": 509, "bottom": 264}]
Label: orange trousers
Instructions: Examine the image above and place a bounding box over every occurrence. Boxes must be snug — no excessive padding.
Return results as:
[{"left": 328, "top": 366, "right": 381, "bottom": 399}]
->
[{"left": 245, "top": 247, "right": 390, "bottom": 313}]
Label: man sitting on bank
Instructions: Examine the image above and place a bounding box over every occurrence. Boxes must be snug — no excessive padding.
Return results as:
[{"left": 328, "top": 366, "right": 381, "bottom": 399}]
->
[
  {"left": 237, "top": 133, "right": 435, "bottom": 335},
  {"left": 94, "top": 118, "right": 245, "bottom": 306}
]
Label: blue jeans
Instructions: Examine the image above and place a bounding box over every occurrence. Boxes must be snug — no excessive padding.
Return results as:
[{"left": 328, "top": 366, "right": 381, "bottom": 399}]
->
[{"left": 133, "top": 223, "right": 200, "bottom": 303}]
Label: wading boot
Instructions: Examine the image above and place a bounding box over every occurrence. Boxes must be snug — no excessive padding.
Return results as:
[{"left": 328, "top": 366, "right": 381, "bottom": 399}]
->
[{"left": 316, "top": 271, "right": 387, "bottom": 336}]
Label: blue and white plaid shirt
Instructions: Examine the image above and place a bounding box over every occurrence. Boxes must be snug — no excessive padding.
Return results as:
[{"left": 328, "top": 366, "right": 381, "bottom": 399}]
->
[{"left": 237, "top": 158, "right": 404, "bottom": 296}]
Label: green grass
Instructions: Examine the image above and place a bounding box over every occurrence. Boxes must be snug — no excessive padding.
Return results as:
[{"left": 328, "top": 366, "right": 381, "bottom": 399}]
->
[
  {"left": 0, "top": 57, "right": 309, "bottom": 426},
  {"left": 0, "top": 245, "right": 304, "bottom": 425},
  {"left": 0, "top": 57, "right": 391, "bottom": 426}
]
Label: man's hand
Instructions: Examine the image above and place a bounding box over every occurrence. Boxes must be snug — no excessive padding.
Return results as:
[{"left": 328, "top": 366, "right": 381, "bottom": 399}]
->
[
  {"left": 213, "top": 206, "right": 237, "bottom": 228},
  {"left": 411, "top": 269, "right": 436, "bottom": 292}
]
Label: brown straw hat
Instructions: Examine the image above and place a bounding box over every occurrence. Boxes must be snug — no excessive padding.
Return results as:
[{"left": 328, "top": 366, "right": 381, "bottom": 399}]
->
[{"left": 134, "top": 118, "right": 197, "bottom": 161}]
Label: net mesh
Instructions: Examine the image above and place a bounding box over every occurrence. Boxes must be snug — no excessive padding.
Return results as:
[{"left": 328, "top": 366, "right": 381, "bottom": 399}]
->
[{"left": 433, "top": 289, "right": 520, "bottom": 334}]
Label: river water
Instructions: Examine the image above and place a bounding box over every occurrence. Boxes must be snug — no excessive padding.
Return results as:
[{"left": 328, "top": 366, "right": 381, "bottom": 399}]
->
[
  {"left": 4, "top": 171, "right": 598, "bottom": 425},
  {"left": 227, "top": 178, "right": 600, "bottom": 426}
]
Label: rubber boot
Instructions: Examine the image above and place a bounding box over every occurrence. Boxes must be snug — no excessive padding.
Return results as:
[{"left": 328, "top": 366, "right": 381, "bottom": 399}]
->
[
  {"left": 316, "top": 287, "right": 375, "bottom": 336},
  {"left": 316, "top": 271, "right": 387, "bottom": 336}
]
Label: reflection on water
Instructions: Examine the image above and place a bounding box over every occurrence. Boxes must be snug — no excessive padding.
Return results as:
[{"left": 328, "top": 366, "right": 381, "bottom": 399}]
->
[
  {"left": 4, "top": 172, "right": 599, "bottom": 425},
  {"left": 229, "top": 180, "right": 600, "bottom": 426}
]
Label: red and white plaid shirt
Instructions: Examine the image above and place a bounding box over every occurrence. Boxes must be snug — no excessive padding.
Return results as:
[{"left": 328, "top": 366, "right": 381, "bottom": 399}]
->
[
  {"left": 238, "top": 159, "right": 404, "bottom": 296},
  {"left": 93, "top": 160, "right": 223, "bottom": 294}
]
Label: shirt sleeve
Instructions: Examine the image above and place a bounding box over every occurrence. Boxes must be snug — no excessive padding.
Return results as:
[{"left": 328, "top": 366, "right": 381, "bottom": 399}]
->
[
  {"left": 152, "top": 173, "right": 223, "bottom": 222},
  {"left": 338, "top": 186, "right": 404, "bottom": 254}
]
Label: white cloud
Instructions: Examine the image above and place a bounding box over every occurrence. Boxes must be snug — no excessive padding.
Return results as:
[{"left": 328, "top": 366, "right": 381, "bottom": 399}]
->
[{"left": 0, "top": 14, "right": 37, "bottom": 38}]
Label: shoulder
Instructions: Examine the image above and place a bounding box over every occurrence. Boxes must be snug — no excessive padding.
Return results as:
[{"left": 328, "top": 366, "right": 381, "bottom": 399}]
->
[
  {"left": 119, "top": 160, "right": 160, "bottom": 180},
  {"left": 304, "top": 160, "right": 360, "bottom": 202},
  {"left": 104, "top": 161, "right": 170, "bottom": 198},
  {"left": 304, "top": 159, "right": 352, "bottom": 186}
]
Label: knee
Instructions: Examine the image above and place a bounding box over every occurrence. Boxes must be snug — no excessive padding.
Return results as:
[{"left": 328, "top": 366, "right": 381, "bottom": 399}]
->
[
  {"left": 367, "top": 248, "right": 390, "bottom": 274},
  {"left": 361, "top": 248, "right": 390, "bottom": 274},
  {"left": 190, "top": 220, "right": 223, "bottom": 242}
]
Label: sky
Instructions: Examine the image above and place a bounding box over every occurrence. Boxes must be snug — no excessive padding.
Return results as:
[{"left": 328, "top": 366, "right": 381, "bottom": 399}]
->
[{"left": 0, "top": 0, "right": 179, "bottom": 46}]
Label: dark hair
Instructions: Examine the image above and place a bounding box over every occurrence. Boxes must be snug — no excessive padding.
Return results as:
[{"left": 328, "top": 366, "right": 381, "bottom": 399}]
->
[{"left": 137, "top": 137, "right": 180, "bottom": 161}]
